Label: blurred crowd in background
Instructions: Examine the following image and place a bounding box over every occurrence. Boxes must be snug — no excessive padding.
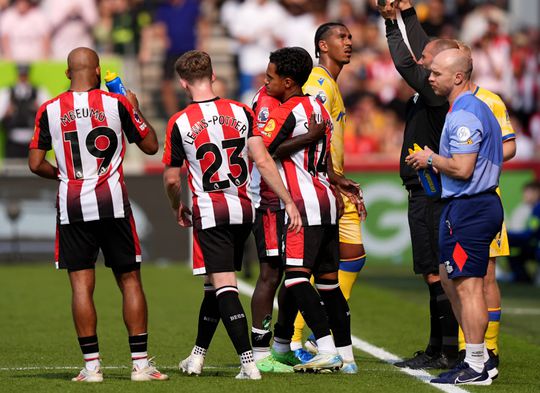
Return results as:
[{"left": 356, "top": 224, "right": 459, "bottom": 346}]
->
[{"left": 0, "top": 0, "right": 539, "bottom": 161}]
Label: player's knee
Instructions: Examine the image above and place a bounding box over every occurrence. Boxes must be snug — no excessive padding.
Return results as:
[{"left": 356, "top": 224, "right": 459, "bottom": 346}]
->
[
  {"left": 339, "top": 255, "right": 366, "bottom": 273},
  {"left": 258, "top": 261, "right": 282, "bottom": 289},
  {"left": 284, "top": 270, "right": 311, "bottom": 287}
]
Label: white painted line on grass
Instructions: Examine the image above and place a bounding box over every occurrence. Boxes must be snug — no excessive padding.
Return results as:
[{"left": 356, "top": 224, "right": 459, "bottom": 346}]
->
[
  {"left": 0, "top": 366, "right": 235, "bottom": 371},
  {"left": 237, "top": 279, "right": 469, "bottom": 393},
  {"left": 505, "top": 307, "right": 540, "bottom": 316}
]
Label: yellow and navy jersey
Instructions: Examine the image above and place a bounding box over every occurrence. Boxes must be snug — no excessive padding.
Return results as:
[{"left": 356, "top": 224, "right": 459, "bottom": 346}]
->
[
  {"left": 473, "top": 86, "right": 516, "bottom": 142},
  {"left": 303, "top": 66, "right": 346, "bottom": 176}
]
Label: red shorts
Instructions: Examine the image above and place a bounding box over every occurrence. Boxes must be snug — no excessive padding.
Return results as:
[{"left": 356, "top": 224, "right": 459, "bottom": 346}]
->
[
  {"left": 284, "top": 224, "right": 339, "bottom": 273},
  {"left": 253, "top": 208, "right": 285, "bottom": 260}
]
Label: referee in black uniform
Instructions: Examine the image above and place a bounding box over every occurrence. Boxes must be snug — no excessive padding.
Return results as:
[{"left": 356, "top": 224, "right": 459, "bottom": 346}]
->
[{"left": 379, "top": 0, "right": 459, "bottom": 369}]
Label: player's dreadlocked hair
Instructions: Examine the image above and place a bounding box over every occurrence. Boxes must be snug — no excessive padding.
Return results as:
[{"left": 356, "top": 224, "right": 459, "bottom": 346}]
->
[
  {"left": 314, "top": 22, "right": 346, "bottom": 58},
  {"left": 269, "top": 47, "right": 313, "bottom": 87}
]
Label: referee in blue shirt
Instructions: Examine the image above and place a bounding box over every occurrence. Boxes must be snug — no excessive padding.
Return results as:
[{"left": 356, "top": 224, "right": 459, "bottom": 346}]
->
[{"left": 406, "top": 48, "right": 503, "bottom": 386}]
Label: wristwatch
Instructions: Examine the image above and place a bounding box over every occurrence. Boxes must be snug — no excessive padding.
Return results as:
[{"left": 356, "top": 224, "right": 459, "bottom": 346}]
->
[{"left": 427, "top": 155, "right": 433, "bottom": 168}]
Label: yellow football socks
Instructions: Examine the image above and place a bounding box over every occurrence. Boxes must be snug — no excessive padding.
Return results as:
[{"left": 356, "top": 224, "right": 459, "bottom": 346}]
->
[{"left": 458, "top": 307, "right": 501, "bottom": 355}]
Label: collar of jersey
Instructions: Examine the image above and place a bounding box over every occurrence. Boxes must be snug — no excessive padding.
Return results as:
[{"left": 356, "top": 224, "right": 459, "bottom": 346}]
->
[
  {"left": 67, "top": 88, "right": 100, "bottom": 93},
  {"left": 191, "top": 96, "right": 220, "bottom": 104},
  {"left": 449, "top": 91, "right": 473, "bottom": 113},
  {"left": 315, "top": 65, "right": 334, "bottom": 81}
]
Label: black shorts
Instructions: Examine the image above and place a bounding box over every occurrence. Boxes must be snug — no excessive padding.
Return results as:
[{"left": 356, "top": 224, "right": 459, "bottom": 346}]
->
[
  {"left": 284, "top": 225, "right": 339, "bottom": 274},
  {"left": 192, "top": 224, "right": 252, "bottom": 276},
  {"left": 253, "top": 208, "right": 285, "bottom": 261},
  {"left": 407, "top": 186, "right": 446, "bottom": 275},
  {"left": 56, "top": 216, "right": 142, "bottom": 273}
]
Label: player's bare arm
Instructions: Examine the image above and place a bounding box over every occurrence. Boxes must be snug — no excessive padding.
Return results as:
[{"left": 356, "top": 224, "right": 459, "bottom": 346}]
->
[
  {"left": 28, "top": 149, "right": 59, "bottom": 180},
  {"left": 406, "top": 146, "right": 478, "bottom": 180},
  {"left": 248, "top": 136, "right": 302, "bottom": 233},
  {"left": 126, "top": 90, "right": 159, "bottom": 155},
  {"left": 163, "top": 165, "right": 192, "bottom": 227},
  {"left": 272, "top": 113, "right": 325, "bottom": 159},
  {"left": 503, "top": 139, "right": 516, "bottom": 162}
]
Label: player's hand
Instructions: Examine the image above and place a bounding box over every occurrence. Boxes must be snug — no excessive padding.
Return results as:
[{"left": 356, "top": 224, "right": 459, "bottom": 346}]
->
[
  {"left": 405, "top": 145, "right": 434, "bottom": 170},
  {"left": 396, "top": 0, "right": 413, "bottom": 11},
  {"left": 332, "top": 175, "right": 368, "bottom": 220},
  {"left": 377, "top": 0, "right": 397, "bottom": 19},
  {"left": 357, "top": 199, "right": 368, "bottom": 222},
  {"left": 285, "top": 201, "right": 302, "bottom": 234},
  {"left": 176, "top": 202, "right": 192, "bottom": 227},
  {"left": 307, "top": 112, "right": 325, "bottom": 142},
  {"left": 333, "top": 185, "right": 345, "bottom": 219},
  {"left": 126, "top": 90, "right": 140, "bottom": 109},
  {"left": 333, "top": 174, "right": 361, "bottom": 202}
]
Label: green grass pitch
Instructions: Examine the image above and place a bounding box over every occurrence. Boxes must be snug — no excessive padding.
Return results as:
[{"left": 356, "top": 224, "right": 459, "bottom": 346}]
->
[{"left": 1, "top": 262, "right": 539, "bottom": 392}]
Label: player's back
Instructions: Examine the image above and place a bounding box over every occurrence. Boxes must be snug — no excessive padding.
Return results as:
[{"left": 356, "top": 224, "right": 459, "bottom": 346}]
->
[
  {"left": 303, "top": 66, "right": 346, "bottom": 176},
  {"left": 264, "top": 95, "right": 337, "bottom": 226},
  {"left": 164, "top": 97, "right": 256, "bottom": 230},
  {"left": 31, "top": 89, "right": 149, "bottom": 224},
  {"left": 250, "top": 86, "right": 281, "bottom": 210},
  {"left": 441, "top": 92, "right": 502, "bottom": 197},
  {"left": 473, "top": 86, "right": 515, "bottom": 141}
]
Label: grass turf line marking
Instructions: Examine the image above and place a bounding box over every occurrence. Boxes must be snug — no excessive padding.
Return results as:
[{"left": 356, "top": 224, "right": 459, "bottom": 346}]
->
[
  {"left": 505, "top": 307, "right": 540, "bottom": 316},
  {"left": 237, "top": 280, "right": 470, "bottom": 393}
]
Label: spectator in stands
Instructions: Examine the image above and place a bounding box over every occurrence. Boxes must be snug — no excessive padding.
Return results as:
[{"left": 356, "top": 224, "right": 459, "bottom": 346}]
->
[
  {"left": 278, "top": 0, "right": 327, "bottom": 60},
  {"left": 110, "top": 0, "right": 153, "bottom": 56},
  {"left": 471, "top": 17, "right": 512, "bottom": 100},
  {"left": 42, "top": 0, "right": 98, "bottom": 59},
  {"left": 227, "top": 0, "right": 287, "bottom": 95},
  {"left": 509, "top": 30, "right": 538, "bottom": 129},
  {"left": 154, "top": 0, "right": 203, "bottom": 116},
  {"left": 0, "top": 64, "right": 48, "bottom": 159},
  {"left": 418, "top": 0, "right": 452, "bottom": 38},
  {"left": 0, "top": 0, "right": 50, "bottom": 62},
  {"left": 93, "top": 0, "right": 115, "bottom": 54}
]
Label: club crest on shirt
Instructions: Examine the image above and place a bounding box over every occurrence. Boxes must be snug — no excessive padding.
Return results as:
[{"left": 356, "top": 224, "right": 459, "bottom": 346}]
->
[
  {"left": 262, "top": 119, "right": 276, "bottom": 137},
  {"left": 457, "top": 126, "right": 471, "bottom": 143}
]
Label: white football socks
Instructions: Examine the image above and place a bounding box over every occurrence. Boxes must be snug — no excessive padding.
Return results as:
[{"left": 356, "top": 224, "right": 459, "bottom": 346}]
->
[{"left": 465, "top": 343, "right": 485, "bottom": 373}]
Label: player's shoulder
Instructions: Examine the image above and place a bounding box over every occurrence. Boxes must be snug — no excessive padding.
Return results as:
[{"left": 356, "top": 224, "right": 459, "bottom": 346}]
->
[
  {"left": 253, "top": 86, "right": 280, "bottom": 108},
  {"left": 99, "top": 89, "right": 127, "bottom": 104},
  {"left": 474, "top": 86, "right": 506, "bottom": 109},
  {"left": 305, "top": 68, "right": 338, "bottom": 104},
  {"left": 306, "top": 66, "right": 335, "bottom": 86},
  {"left": 38, "top": 92, "right": 68, "bottom": 112},
  {"left": 218, "top": 97, "right": 249, "bottom": 109},
  {"left": 454, "top": 93, "right": 490, "bottom": 116},
  {"left": 166, "top": 107, "right": 190, "bottom": 134},
  {"left": 217, "top": 97, "right": 254, "bottom": 116}
]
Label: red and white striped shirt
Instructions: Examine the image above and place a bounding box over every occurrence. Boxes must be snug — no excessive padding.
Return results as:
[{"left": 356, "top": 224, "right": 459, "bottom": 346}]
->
[
  {"left": 250, "top": 86, "right": 281, "bottom": 210},
  {"left": 263, "top": 95, "right": 337, "bottom": 226},
  {"left": 29, "top": 89, "right": 149, "bottom": 225},
  {"left": 162, "top": 97, "right": 258, "bottom": 230}
]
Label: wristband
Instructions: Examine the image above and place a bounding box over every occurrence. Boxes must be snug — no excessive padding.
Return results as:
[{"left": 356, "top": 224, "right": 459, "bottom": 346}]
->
[{"left": 427, "top": 155, "right": 433, "bottom": 168}]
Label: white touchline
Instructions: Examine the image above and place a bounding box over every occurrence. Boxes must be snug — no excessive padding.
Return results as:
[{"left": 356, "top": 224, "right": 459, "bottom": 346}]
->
[
  {"left": 237, "top": 280, "right": 470, "bottom": 393},
  {"left": 504, "top": 308, "right": 540, "bottom": 316}
]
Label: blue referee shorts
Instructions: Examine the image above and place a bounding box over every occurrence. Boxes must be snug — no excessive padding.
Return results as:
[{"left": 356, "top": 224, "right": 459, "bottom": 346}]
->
[{"left": 439, "top": 191, "right": 503, "bottom": 279}]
